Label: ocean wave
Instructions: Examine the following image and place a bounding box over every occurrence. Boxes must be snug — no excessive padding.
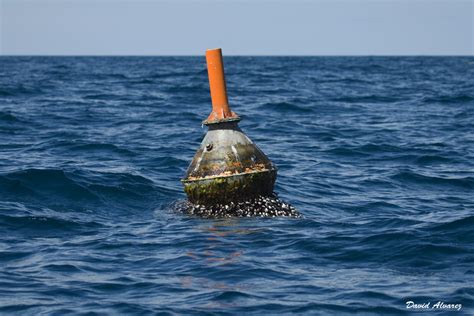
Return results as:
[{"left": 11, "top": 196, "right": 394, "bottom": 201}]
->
[
  {"left": 357, "top": 143, "right": 405, "bottom": 153},
  {"left": 332, "top": 95, "right": 401, "bottom": 103},
  {"left": 428, "top": 215, "right": 474, "bottom": 243},
  {"left": 164, "top": 84, "right": 207, "bottom": 94},
  {"left": 391, "top": 171, "right": 474, "bottom": 189},
  {"left": 149, "top": 71, "right": 196, "bottom": 79},
  {"left": 0, "top": 168, "right": 100, "bottom": 201},
  {"left": 415, "top": 155, "right": 453, "bottom": 164},
  {"left": 257, "top": 101, "right": 313, "bottom": 113},
  {"left": 67, "top": 142, "right": 137, "bottom": 156},
  {"left": 83, "top": 93, "right": 124, "bottom": 100},
  {"left": 0, "top": 111, "right": 20, "bottom": 122},
  {"left": 323, "top": 147, "right": 368, "bottom": 157},
  {"left": 0, "top": 85, "right": 44, "bottom": 97},
  {"left": 0, "top": 213, "right": 102, "bottom": 234},
  {"left": 423, "top": 94, "right": 474, "bottom": 104},
  {"left": 129, "top": 78, "right": 155, "bottom": 84},
  {"left": 0, "top": 168, "right": 164, "bottom": 214}
]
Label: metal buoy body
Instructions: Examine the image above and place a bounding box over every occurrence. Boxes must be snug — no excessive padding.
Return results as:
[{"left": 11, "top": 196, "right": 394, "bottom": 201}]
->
[
  {"left": 183, "top": 120, "right": 277, "bottom": 205},
  {"left": 182, "top": 48, "right": 277, "bottom": 206}
]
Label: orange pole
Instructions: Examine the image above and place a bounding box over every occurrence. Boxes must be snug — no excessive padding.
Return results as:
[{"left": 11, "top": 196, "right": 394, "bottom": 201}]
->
[{"left": 205, "top": 48, "right": 238, "bottom": 122}]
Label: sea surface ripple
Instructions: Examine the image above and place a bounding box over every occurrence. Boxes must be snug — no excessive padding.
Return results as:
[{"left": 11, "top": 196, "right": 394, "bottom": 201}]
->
[{"left": 0, "top": 56, "right": 473, "bottom": 314}]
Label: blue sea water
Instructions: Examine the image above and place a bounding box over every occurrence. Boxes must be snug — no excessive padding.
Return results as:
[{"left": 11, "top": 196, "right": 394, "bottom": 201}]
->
[{"left": 0, "top": 56, "right": 473, "bottom": 315}]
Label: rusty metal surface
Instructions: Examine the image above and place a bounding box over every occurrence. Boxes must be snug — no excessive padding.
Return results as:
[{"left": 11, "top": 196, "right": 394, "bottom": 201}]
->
[{"left": 204, "top": 49, "right": 241, "bottom": 125}]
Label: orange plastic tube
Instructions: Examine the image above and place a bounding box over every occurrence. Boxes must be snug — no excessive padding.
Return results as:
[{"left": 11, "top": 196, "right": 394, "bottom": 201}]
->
[{"left": 205, "top": 48, "right": 238, "bottom": 123}]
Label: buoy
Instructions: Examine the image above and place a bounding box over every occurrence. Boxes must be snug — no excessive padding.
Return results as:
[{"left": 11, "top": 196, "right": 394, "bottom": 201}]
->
[{"left": 182, "top": 48, "right": 277, "bottom": 206}]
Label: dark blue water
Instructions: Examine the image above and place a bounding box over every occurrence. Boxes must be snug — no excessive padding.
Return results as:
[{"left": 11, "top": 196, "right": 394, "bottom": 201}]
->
[{"left": 0, "top": 56, "right": 473, "bottom": 314}]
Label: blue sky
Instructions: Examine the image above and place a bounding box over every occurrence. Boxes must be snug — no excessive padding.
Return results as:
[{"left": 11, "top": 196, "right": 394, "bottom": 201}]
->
[{"left": 1, "top": 0, "right": 472, "bottom": 55}]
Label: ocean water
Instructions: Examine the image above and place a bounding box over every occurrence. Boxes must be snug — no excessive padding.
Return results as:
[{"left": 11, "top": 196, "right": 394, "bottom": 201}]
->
[{"left": 0, "top": 56, "right": 473, "bottom": 315}]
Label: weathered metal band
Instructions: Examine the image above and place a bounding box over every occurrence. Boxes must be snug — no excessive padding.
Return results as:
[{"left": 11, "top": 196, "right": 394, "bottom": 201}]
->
[
  {"left": 202, "top": 116, "right": 241, "bottom": 126},
  {"left": 181, "top": 168, "right": 276, "bottom": 183}
]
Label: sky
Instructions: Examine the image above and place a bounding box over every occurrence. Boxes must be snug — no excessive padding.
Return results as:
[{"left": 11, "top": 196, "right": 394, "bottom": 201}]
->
[{"left": 1, "top": 0, "right": 472, "bottom": 56}]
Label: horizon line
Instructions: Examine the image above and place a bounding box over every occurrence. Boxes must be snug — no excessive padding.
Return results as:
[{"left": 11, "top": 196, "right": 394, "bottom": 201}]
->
[{"left": 1, "top": 54, "right": 473, "bottom": 57}]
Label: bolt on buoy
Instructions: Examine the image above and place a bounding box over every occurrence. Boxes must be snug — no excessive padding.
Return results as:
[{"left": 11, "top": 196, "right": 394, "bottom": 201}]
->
[{"left": 182, "top": 48, "right": 277, "bottom": 206}]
